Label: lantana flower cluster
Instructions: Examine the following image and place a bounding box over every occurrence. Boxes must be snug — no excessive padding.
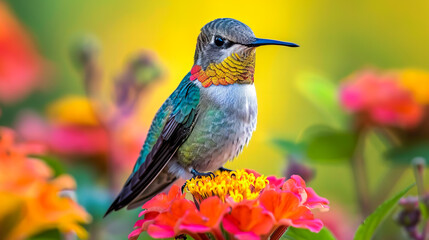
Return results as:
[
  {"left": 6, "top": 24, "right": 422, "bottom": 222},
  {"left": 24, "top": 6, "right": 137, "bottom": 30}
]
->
[
  {"left": 129, "top": 169, "right": 329, "bottom": 240},
  {"left": 0, "top": 127, "right": 91, "bottom": 240}
]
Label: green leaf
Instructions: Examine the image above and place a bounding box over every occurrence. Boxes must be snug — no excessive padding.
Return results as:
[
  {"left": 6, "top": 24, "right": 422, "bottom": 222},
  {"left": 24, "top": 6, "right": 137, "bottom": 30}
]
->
[
  {"left": 385, "top": 142, "right": 429, "bottom": 165},
  {"left": 305, "top": 128, "right": 358, "bottom": 163},
  {"left": 274, "top": 126, "right": 359, "bottom": 164},
  {"left": 300, "top": 125, "right": 336, "bottom": 141},
  {"left": 271, "top": 138, "right": 306, "bottom": 156},
  {"left": 295, "top": 73, "right": 346, "bottom": 129},
  {"left": 282, "top": 227, "right": 337, "bottom": 240},
  {"left": 354, "top": 184, "right": 415, "bottom": 240},
  {"left": 28, "top": 229, "right": 62, "bottom": 240},
  {"left": 35, "top": 155, "right": 66, "bottom": 176},
  {"left": 0, "top": 200, "right": 23, "bottom": 238},
  {"left": 419, "top": 201, "right": 429, "bottom": 220}
]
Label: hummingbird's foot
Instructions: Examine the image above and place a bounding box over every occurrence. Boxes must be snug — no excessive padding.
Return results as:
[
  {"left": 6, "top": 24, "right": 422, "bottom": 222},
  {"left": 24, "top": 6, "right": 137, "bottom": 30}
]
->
[
  {"left": 218, "top": 166, "right": 236, "bottom": 177},
  {"left": 191, "top": 168, "right": 216, "bottom": 179},
  {"left": 218, "top": 166, "right": 233, "bottom": 172},
  {"left": 181, "top": 169, "right": 216, "bottom": 193},
  {"left": 175, "top": 234, "right": 187, "bottom": 240}
]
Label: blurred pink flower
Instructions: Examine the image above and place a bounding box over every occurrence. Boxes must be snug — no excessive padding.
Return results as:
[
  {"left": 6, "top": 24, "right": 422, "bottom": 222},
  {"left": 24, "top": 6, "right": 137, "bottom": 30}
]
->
[
  {"left": 15, "top": 109, "right": 109, "bottom": 157},
  {"left": 15, "top": 96, "right": 146, "bottom": 175},
  {"left": 0, "top": 2, "right": 46, "bottom": 104},
  {"left": 314, "top": 203, "right": 357, "bottom": 240},
  {"left": 340, "top": 71, "right": 423, "bottom": 129},
  {"left": 49, "top": 125, "right": 109, "bottom": 156}
]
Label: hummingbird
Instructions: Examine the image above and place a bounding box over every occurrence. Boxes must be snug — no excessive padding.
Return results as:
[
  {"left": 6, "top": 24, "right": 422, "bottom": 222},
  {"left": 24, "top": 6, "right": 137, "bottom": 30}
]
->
[{"left": 105, "top": 18, "right": 298, "bottom": 216}]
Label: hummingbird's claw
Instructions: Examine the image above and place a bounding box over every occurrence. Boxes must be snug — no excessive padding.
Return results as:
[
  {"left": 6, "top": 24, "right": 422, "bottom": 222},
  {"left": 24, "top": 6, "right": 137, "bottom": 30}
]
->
[
  {"left": 218, "top": 167, "right": 236, "bottom": 177},
  {"left": 190, "top": 169, "right": 215, "bottom": 179},
  {"left": 218, "top": 166, "right": 233, "bottom": 172},
  {"left": 182, "top": 169, "right": 216, "bottom": 193},
  {"left": 175, "top": 234, "right": 187, "bottom": 240}
]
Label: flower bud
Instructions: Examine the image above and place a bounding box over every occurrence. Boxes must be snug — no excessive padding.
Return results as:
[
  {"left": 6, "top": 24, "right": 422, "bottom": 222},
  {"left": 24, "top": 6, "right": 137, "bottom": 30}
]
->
[
  {"left": 396, "top": 196, "right": 421, "bottom": 230},
  {"left": 284, "top": 156, "right": 315, "bottom": 182},
  {"left": 114, "top": 51, "right": 162, "bottom": 116}
]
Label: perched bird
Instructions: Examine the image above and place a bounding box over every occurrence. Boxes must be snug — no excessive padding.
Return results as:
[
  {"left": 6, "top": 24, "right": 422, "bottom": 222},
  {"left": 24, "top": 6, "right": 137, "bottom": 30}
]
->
[{"left": 105, "top": 18, "right": 298, "bottom": 216}]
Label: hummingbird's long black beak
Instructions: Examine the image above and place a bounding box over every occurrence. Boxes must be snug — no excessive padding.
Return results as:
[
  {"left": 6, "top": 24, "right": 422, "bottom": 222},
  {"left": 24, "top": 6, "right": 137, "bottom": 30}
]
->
[{"left": 246, "top": 38, "right": 299, "bottom": 48}]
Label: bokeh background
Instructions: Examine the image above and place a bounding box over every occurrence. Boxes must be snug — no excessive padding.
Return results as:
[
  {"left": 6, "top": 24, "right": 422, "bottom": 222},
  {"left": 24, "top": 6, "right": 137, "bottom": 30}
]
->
[{"left": 2, "top": 0, "right": 429, "bottom": 239}]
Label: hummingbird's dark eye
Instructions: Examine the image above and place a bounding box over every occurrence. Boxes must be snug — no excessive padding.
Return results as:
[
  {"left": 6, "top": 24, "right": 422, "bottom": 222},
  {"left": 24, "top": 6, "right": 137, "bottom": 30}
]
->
[{"left": 214, "top": 36, "right": 225, "bottom": 47}]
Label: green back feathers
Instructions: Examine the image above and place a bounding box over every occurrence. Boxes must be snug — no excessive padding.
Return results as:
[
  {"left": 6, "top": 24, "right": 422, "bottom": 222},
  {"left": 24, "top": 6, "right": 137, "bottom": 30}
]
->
[{"left": 132, "top": 72, "right": 200, "bottom": 173}]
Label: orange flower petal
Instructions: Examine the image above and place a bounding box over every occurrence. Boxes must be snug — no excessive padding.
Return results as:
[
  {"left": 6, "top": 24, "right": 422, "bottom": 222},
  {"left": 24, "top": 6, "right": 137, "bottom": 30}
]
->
[
  {"left": 179, "top": 196, "right": 229, "bottom": 234},
  {"left": 259, "top": 190, "right": 323, "bottom": 232},
  {"left": 222, "top": 203, "right": 274, "bottom": 239}
]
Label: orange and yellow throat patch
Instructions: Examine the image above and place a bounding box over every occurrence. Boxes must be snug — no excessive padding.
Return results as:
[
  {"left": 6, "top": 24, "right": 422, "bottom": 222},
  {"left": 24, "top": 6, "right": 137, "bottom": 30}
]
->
[{"left": 190, "top": 52, "right": 255, "bottom": 87}]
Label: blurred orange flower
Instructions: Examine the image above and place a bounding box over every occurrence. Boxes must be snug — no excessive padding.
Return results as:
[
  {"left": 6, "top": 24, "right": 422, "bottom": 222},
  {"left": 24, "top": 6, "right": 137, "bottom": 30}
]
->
[
  {"left": 399, "top": 69, "right": 429, "bottom": 105},
  {"left": 0, "top": 2, "right": 46, "bottom": 104},
  {"left": 0, "top": 127, "right": 91, "bottom": 240},
  {"left": 130, "top": 170, "right": 329, "bottom": 240}
]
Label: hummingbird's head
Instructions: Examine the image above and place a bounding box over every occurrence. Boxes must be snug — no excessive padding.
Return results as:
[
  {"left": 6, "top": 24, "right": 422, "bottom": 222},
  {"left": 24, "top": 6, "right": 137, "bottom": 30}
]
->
[{"left": 191, "top": 18, "right": 298, "bottom": 87}]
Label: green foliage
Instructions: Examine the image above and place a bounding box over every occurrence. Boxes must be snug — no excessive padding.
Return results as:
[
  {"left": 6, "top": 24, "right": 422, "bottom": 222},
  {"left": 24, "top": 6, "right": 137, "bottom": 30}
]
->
[
  {"left": 271, "top": 138, "right": 306, "bottom": 158},
  {"left": 28, "top": 229, "right": 61, "bottom": 240},
  {"left": 354, "top": 184, "right": 415, "bottom": 240},
  {"left": 135, "top": 61, "right": 162, "bottom": 85},
  {"left": 295, "top": 73, "right": 347, "bottom": 129},
  {"left": 306, "top": 128, "right": 357, "bottom": 163},
  {"left": 273, "top": 126, "right": 358, "bottom": 164},
  {"left": 69, "top": 165, "right": 112, "bottom": 220},
  {"left": 386, "top": 142, "right": 429, "bottom": 165},
  {"left": 34, "top": 155, "right": 66, "bottom": 176},
  {"left": 282, "top": 227, "right": 336, "bottom": 240},
  {"left": 0, "top": 202, "right": 23, "bottom": 239},
  {"left": 420, "top": 201, "right": 429, "bottom": 221}
]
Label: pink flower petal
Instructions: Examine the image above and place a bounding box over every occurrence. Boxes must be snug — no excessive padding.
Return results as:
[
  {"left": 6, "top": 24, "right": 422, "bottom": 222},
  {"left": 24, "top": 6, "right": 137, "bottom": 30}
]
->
[
  {"left": 267, "top": 176, "right": 285, "bottom": 188},
  {"left": 147, "top": 224, "right": 175, "bottom": 239},
  {"left": 305, "top": 187, "right": 330, "bottom": 209},
  {"left": 128, "top": 228, "right": 143, "bottom": 240},
  {"left": 179, "top": 224, "right": 210, "bottom": 233},
  {"left": 236, "top": 232, "right": 261, "bottom": 240},
  {"left": 291, "top": 219, "right": 324, "bottom": 233}
]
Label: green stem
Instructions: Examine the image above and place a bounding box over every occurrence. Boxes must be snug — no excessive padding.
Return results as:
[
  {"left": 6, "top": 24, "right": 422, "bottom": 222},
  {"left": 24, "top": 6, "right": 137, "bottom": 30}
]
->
[
  {"left": 373, "top": 166, "right": 407, "bottom": 207},
  {"left": 351, "top": 129, "right": 371, "bottom": 218},
  {"left": 212, "top": 229, "right": 226, "bottom": 240},
  {"left": 181, "top": 232, "right": 208, "bottom": 240},
  {"left": 269, "top": 226, "right": 288, "bottom": 240},
  {"left": 412, "top": 158, "right": 428, "bottom": 240},
  {"left": 413, "top": 157, "right": 425, "bottom": 197},
  {"left": 373, "top": 127, "right": 405, "bottom": 208}
]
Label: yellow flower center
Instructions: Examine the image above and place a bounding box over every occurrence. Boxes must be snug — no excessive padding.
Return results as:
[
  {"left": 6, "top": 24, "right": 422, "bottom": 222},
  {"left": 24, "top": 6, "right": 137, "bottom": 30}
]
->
[{"left": 184, "top": 169, "right": 268, "bottom": 202}]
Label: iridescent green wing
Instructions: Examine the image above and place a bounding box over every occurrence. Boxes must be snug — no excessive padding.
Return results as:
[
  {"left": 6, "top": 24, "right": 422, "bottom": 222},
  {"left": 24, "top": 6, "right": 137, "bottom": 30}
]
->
[
  {"left": 132, "top": 73, "right": 199, "bottom": 171},
  {"left": 105, "top": 73, "right": 200, "bottom": 215}
]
